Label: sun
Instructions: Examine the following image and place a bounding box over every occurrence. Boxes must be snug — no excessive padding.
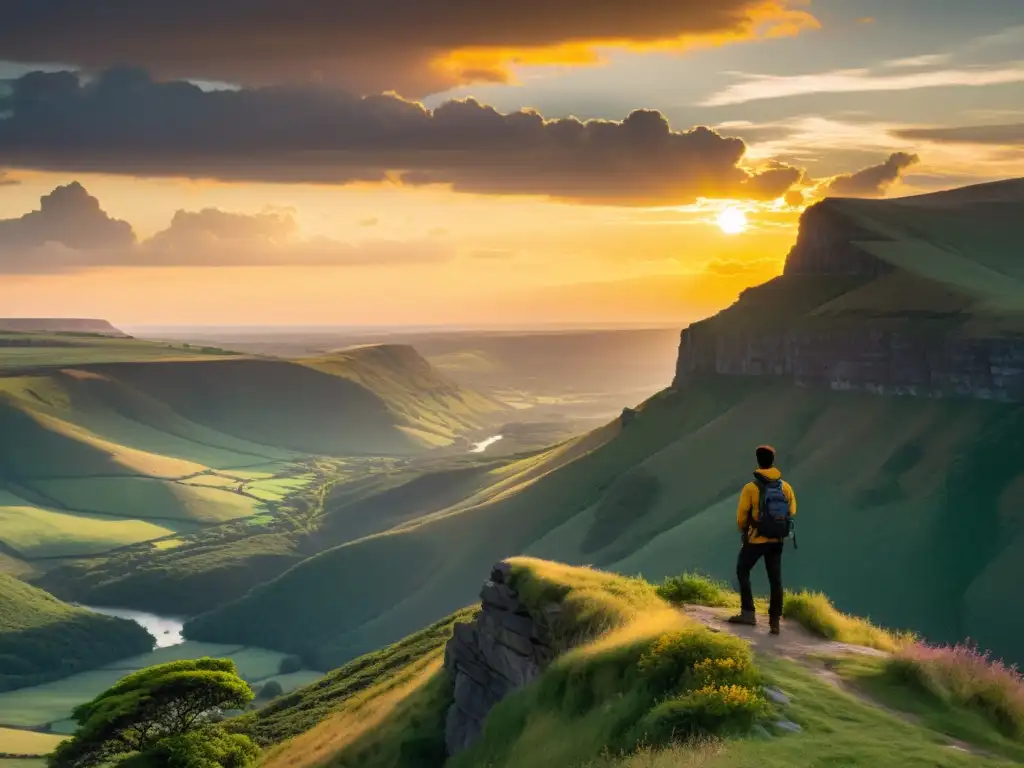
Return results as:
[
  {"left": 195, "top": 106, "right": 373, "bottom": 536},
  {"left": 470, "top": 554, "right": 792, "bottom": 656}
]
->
[{"left": 716, "top": 206, "right": 748, "bottom": 235}]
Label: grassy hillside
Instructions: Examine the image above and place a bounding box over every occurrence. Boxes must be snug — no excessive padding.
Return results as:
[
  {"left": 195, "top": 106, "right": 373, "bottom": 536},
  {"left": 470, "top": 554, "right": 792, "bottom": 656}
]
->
[
  {"left": 181, "top": 373, "right": 1024, "bottom": 672},
  {"left": 183, "top": 427, "right": 617, "bottom": 666},
  {"left": 239, "top": 559, "right": 1023, "bottom": 768},
  {"left": 0, "top": 572, "right": 152, "bottom": 693},
  {"left": 0, "top": 339, "right": 502, "bottom": 563}
]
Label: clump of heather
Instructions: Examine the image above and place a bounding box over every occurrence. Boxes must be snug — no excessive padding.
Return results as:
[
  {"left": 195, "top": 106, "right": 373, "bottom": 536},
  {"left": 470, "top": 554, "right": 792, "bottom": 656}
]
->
[{"left": 886, "top": 640, "right": 1024, "bottom": 740}]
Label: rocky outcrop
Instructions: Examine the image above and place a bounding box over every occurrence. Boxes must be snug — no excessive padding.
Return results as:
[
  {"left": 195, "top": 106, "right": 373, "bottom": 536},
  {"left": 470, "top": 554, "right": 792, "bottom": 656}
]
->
[
  {"left": 443, "top": 562, "right": 556, "bottom": 756},
  {"left": 620, "top": 407, "right": 638, "bottom": 427},
  {"left": 782, "top": 201, "right": 891, "bottom": 277},
  {"left": 673, "top": 194, "right": 1024, "bottom": 402},
  {"left": 675, "top": 323, "right": 1024, "bottom": 402}
]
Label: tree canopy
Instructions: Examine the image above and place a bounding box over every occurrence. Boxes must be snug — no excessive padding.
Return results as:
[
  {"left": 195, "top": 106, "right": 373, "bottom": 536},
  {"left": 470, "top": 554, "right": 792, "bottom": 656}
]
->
[{"left": 48, "top": 657, "right": 256, "bottom": 768}]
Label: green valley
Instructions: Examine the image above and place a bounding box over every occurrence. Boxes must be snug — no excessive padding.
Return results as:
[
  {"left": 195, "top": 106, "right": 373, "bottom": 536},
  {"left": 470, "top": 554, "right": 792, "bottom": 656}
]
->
[{"left": 0, "top": 334, "right": 505, "bottom": 572}]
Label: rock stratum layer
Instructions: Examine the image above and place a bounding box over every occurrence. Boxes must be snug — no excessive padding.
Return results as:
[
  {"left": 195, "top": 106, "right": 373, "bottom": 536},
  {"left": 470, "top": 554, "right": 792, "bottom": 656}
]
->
[
  {"left": 674, "top": 179, "right": 1024, "bottom": 401},
  {"left": 443, "top": 562, "right": 555, "bottom": 756}
]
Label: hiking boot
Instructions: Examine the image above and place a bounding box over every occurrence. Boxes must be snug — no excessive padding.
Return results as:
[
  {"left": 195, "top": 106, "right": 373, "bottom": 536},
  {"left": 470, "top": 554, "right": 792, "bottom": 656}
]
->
[
  {"left": 769, "top": 617, "right": 781, "bottom": 635},
  {"left": 727, "top": 611, "right": 757, "bottom": 626}
]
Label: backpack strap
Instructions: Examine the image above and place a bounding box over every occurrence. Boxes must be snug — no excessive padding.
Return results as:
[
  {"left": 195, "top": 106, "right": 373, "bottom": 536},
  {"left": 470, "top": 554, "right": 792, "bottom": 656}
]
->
[{"left": 749, "top": 474, "right": 766, "bottom": 534}]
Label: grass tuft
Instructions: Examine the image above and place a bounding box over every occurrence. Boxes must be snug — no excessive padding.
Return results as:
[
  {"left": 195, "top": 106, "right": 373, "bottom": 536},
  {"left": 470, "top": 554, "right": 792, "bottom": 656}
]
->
[
  {"left": 508, "top": 557, "right": 663, "bottom": 651},
  {"left": 654, "top": 574, "right": 735, "bottom": 609},
  {"left": 781, "top": 591, "right": 913, "bottom": 652},
  {"left": 886, "top": 641, "right": 1024, "bottom": 740}
]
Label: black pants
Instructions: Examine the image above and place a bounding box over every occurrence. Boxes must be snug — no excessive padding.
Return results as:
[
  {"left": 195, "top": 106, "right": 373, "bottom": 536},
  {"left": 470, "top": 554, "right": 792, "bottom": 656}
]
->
[{"left": 737, "top": 541, "right": 784, "bottom": 619}]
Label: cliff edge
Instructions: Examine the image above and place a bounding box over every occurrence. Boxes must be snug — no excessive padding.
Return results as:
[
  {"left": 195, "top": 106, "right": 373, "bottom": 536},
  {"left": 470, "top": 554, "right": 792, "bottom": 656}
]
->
[{"left": 675, "top": 178, "right": 1024, "bottom": 401}]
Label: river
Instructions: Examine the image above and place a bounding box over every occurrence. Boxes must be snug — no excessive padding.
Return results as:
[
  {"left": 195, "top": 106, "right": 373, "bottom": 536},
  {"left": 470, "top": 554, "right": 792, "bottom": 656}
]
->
[
  {"left": 470, "top": 435, "right": 503, "bottom": 453},
  {"left": 83, "top": 605, "right": 186, "bottom": 648}
]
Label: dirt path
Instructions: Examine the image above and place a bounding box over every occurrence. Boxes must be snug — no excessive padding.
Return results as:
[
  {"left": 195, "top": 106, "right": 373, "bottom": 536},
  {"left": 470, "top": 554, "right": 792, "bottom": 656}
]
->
[
  {"left": 681, "top": 605, "right": 885, "bottom": 662},
  {"left": 681, "top": 605, "right": 990, "bottom": 758}
]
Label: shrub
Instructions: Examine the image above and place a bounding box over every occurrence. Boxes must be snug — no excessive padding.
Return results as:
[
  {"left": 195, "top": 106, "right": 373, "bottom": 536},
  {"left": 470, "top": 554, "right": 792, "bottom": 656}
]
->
[
  {"left": 121, "top": 725, "right": 260, "bottom": 768},
  {"left": 637, "top": 684, "right": 767, "bottom": 742},
  {"left": 782, "top": 591, "right": 913, "bottom": 652},
  {"left": 278, "top": 656, "right": 303, "bottom": 675},
  {"left": 887, "top": 641, "right": 1024, "bottom": 739},
  {"left": 655, "top": 574, "right": 734, "bottom": 608},
  {"left": 638, "top": 628, "right": 756, "bottom": 697}
]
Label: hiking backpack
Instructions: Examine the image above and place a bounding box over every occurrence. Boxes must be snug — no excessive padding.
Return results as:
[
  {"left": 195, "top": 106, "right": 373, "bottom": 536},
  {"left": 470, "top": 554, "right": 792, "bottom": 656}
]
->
[{"left": 752, "top": 476, "right": 792, "bottom": 540}]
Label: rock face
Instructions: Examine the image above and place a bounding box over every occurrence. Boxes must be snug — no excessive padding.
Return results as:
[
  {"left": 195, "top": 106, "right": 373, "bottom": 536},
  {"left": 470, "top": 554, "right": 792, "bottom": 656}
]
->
[
  {"left": 673, "top": 196, "right": 1024, "bottom": 402},
  {"left": 782, "top": 201, "right": 891, "bottom": 277},
  {"left": 443, "top": 561, "right": 555, "bottom": 756},
  {"left": 675, "top": 322, "right": 1024, "bottom": 402}
]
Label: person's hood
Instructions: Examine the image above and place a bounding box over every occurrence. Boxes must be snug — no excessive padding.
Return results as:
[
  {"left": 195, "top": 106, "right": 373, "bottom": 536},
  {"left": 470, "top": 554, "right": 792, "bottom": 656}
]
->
[{"left": 753, "top": 467, "right": 782, "bottom": 482}]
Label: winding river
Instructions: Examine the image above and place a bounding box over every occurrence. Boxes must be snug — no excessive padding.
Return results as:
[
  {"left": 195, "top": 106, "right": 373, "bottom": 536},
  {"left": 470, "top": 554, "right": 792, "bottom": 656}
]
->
[
  {"left": 83, "top": 605, "right": 186, "bottom": 648},
  {"left": 470, "top": 435, "right": 504, "bottom": 453}
]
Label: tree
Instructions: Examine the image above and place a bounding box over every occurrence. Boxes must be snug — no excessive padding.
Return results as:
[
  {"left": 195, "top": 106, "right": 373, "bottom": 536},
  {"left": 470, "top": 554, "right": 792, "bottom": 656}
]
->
[{"left": 48, "top": 658, "right": 256, "bottom": 768}]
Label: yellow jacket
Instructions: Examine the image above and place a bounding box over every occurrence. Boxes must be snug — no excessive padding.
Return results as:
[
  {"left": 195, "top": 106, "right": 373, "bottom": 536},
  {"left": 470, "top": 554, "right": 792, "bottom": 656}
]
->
[{"left": 736, "top": 467, "right": 797, "bottom": 545}]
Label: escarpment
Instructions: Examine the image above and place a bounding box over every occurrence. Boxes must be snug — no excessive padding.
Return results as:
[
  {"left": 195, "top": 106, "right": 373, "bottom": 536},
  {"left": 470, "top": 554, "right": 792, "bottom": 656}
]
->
[
  {"left": 674, "top": 182, "right": 1024, "bottom": 402},
  {"left": 443, "top": 561, "right": 556, "bottom": 755}
]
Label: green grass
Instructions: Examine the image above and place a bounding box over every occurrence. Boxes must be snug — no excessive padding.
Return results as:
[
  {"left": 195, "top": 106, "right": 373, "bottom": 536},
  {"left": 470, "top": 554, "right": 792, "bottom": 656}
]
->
[
  {"left": 177, "top": 374, "right": 1024, "bottom": 674},
  {"left": 234, "top": 559, "right": 1024, "bottom": 768},
  {"left": 0, "top": 573, "right": 152, "bottom": 694},
  {"left": 655, "top": 573, "right": 736, "bottom": 609},
  {"left": 836, "top": 654, "right": 1024, "bottom": 763},
  {"left": 0, "top": 340, "right": 502, "bottom": 564},
  {"left": 587, "top": 657, "right": 1017, "bottom": 767},
  {"left": 256, "top": 560, "right": 762, "bottom": 768},
  {"left": 0, "top": 492, "right": 180, "bottom": 558},
  {"left": 30, "top": 477, "right": 259, "bottom": 524},
  {"left": 0, "top": 641, "right": 309, "bottom": 728},
  {"left": 782, "top": 591, "right": 914, "bottom": 652},
  {"left": 0, "top": 727, "right": 64, "bottom": 756},
  {"left": 0, "top": 334, "right": 232, "bottom": 370},
  {"left": 236, "top": 608, "right": 476, "bottom": 746},
  {"left": 0, "top": 668, "right": 131, "bottom": 727}
]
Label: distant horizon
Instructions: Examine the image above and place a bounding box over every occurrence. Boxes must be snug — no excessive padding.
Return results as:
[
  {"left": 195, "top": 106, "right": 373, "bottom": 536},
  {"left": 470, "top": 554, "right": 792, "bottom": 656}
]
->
[{"left": 124, "top": 321, "right": 685, "bottom": 335}]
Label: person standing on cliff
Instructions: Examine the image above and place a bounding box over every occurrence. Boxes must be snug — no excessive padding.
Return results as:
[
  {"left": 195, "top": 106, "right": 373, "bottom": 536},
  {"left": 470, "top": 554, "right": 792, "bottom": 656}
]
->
[{"left": 728, "top": 445, "right": 797, "bottom": 635}]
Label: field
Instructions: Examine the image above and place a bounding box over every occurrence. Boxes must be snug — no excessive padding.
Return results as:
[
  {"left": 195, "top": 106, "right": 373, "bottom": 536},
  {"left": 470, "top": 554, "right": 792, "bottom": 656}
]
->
[
  {"left": 0, "top": 333, "right": 237, "bottom": 370},
  {"left": 0, "top": 338, "right": 504, "bottom": 564},
  {"left": 0, "top": 640, "right": 319, "bottom": 729},
  {"left": 0, "top": 727, "right": 64, "bottom": 757}
]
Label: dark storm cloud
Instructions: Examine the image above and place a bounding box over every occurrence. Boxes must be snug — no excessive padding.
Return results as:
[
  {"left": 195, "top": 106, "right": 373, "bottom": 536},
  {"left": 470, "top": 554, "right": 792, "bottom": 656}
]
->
[
  {"left": 823, "top": 152, "right": 920, "bottom": 198},
  {"left": 0, "top": 182, "right": 452, "bottom": 274},
  {"left": 0, "top": 70, "right": 806, "bottom": 206},
  {"left": 0, "top": 1, "right": 815, "bottom": 96},
  {"left": 894, "top": 123, "right": 1024, "bottom": 145}
]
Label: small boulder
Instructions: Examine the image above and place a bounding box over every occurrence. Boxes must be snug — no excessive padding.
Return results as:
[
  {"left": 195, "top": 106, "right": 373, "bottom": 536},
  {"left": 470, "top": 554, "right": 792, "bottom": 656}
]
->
[
  {"left": 765, "top": 687, "right": 790, "bottom": 706},
  {"left": 774, "top": 719, "right": 802, "bottom": 733}
]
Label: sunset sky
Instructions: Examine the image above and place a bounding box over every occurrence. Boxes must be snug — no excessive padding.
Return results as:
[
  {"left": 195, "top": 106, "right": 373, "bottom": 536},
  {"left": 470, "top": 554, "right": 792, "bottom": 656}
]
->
[{"left": 1, "top": 0, "right": 1022, "bottom": 326}]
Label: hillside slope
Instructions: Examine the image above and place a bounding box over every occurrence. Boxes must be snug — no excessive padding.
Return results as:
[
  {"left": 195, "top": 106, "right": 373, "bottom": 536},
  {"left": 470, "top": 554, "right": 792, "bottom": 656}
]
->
[
  {"left": 0, "top": 339, "right": 503, "bottom": 563},
  {"left": 183, "top": 378, "right": 1024, "bottom": 670},
  {"left": 0, "top": 572, "right": 152, "bottom": 692},
  {"left": 677, "top": 178, "right": 1024, "bottom": 398},
  {"left": 182, "top": 180, "right": 1024, "bottom": 672},
  {"left": 235, "top": 560, "right": 1024, "bottom": 768}
]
